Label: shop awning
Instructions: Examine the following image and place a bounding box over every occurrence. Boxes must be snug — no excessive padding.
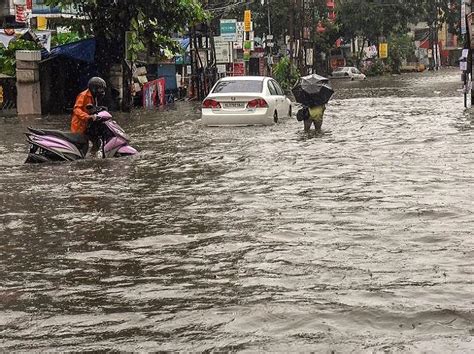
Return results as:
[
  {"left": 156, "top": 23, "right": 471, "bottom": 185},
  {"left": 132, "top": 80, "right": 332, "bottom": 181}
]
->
[{"left": 41, "top": 38, "right": 96, "bottom": 63}]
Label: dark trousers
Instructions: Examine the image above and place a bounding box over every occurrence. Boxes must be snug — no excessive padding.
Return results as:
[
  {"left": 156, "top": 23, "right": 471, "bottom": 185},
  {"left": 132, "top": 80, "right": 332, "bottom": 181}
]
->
[
  {"left": 86, "top": 135, "right": 101, "bottom": 156},
  {"left": 304, "top": 118, "right": 322, "bottom": 131}
]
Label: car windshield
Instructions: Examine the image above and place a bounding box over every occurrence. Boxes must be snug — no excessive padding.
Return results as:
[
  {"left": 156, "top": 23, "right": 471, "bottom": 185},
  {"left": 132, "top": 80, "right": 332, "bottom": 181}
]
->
[{"left": 213, "top": 80, "right": 263, "bottom": 93}]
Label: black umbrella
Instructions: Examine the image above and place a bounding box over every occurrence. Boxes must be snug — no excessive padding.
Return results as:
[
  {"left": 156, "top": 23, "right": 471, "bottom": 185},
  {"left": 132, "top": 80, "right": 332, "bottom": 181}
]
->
[{"left": 292, "top": 74, "right": 334, "bottom": 106}]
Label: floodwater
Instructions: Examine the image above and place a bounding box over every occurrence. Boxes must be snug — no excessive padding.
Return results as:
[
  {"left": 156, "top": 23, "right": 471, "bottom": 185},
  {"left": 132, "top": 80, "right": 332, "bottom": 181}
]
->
[{"left": 0, "top": 69, "right": 473, "bottom": 352}]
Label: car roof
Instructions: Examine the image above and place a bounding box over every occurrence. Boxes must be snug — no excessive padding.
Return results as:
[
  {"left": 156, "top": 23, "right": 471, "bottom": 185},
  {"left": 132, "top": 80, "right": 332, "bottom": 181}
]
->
[{"left": 218, "top": 76, "right": 269, "bottom": 82}]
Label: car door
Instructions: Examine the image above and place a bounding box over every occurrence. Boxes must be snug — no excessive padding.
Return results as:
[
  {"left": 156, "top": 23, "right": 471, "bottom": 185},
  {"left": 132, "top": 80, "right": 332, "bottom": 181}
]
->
[
  {"left": 272, "top": 80, "right": 288, "bottom": 117},
  {"left": 266, "top": 79, "right": 279, "bottom": 115}
]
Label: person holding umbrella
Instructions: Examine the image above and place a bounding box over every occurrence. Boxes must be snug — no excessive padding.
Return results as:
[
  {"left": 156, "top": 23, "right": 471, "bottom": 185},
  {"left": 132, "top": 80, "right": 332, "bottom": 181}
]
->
[
  {"left": 298, "top": 103, "right": 326, "bottom": 131},
  {"left": 293, "top": 74, "right": 334, "bottom": 132}
]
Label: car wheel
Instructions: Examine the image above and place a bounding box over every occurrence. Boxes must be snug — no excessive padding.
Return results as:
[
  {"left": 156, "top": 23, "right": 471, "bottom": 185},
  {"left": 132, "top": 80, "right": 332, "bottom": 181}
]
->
[{"left": 273, "top": 111, "right": 278, "bottom": 123}]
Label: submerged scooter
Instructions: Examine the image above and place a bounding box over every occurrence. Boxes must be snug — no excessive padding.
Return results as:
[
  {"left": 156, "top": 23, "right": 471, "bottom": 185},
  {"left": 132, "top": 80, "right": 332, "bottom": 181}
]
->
[{"left": 25, "top": 105, "right": 137, "bottom": 163}]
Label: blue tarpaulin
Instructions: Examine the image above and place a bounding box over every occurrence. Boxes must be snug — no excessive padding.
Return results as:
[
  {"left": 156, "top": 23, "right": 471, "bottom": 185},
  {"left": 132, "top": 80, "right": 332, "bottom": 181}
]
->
[
  {"left": 174, "top": 37, "right": 190, "bottom": 65},
  {"left": 41, "top": 38, "right": 96, "bottom": 63}
]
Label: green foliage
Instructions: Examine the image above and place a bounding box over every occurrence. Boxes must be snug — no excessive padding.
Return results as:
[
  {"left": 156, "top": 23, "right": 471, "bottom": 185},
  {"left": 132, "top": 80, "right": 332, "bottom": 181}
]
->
[
  {"left": 45, "top": 0, "right": 209, "bottom": 63},
  {"left": 0, "top": 39, "right": 41, "bottom": 76},
  {"left": 336, "top": 0, "right": 460, "bottom": 45},
  {"left": 412, "top": 0, "right": 460, "bottom": 34},
  {"left": 273, "top": 56, "right": 300, "bottom": 91},
  {"left": 51, "top": 32, "right": 83, "bottom": 47},
  {"left": 363, "top": 59, "right": 387, "bottom": 77},
  {"left": 387, "top": 33, "right": 415, "bottom": 74}
]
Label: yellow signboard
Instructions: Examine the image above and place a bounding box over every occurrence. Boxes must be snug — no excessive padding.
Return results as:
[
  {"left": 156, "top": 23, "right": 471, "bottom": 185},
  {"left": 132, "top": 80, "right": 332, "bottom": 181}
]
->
[
  {"left": 379, "top": 43, "right": 388, "bottom": 59},
  {"left": 37, "top": 17, "right": 47, "bottom": 31},
  {"left": 244, "top": 10, "right": 251, "bottom": 32}
]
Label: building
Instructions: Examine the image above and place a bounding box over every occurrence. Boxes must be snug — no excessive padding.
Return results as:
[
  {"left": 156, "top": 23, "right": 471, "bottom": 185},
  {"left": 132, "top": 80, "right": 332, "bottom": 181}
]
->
[{"left": 0, "top": 0, "right": 16, "bottom": 27}]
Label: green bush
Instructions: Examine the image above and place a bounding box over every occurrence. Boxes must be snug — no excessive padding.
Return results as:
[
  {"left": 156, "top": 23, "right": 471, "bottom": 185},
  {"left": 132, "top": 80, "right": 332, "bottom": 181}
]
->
[
  {"left": 0, "top": 39, "right": 41, "bottom": 76},
  {"left": 364, "top": 59, "right": 387, "bottom": 77},
  {"left": 51, "top": 32, "right": 82, "bottom": 47},
  {"left": 272, "top": 56, "right": 300, "bottom": 91}
]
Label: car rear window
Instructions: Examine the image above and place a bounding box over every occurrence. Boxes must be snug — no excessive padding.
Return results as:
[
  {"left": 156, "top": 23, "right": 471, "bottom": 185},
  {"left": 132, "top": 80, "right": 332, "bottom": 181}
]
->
[{"left": 213, "top": 80, "right": 263, "bottom": 93}]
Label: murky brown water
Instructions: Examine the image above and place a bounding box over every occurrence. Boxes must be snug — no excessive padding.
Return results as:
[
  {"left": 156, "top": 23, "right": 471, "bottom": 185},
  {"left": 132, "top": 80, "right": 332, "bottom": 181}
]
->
[{"left": 1, "top": 69, "right": 473, "bottom": 351}]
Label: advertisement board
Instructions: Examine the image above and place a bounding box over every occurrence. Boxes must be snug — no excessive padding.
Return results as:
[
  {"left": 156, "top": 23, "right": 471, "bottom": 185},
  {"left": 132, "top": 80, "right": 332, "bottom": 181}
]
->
[
  {"left": 379, "top": 43, "right": 388, "bottom": 59},
  {"left": 220, "top": 19, "right": 237, "bottom": 42},
  {"left": 244, "top": 10, "right": 251, "bottom": 32},
  {"left": 233, "top": 62, "right": 245, "bottom": 76},
  {"left": 214, "top": 36, "right": 233, "bottom": 63}
]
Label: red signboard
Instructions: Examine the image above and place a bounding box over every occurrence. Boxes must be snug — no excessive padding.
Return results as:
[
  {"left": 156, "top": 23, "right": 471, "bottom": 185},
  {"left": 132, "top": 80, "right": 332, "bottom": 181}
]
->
[
  {"left": 233, "top": 62, "right": 245, "bottom": 76},
  {"left": 26, "top": 0, "right": 33, "bottom": 10}
]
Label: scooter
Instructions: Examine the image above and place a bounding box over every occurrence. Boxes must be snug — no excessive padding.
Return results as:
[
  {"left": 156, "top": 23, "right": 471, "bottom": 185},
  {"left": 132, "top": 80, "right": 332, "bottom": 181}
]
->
[{"left": 25, "top": 105, "right": 137, "bottom": 163}]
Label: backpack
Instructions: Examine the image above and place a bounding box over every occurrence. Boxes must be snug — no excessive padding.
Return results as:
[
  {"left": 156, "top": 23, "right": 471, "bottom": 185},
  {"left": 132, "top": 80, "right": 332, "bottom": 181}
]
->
[{"left": 296, "top": 106, "right": 309, "bottom": 121}]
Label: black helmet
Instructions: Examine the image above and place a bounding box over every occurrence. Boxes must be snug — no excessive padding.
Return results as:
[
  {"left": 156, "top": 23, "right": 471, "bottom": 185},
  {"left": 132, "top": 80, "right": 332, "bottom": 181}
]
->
[{"left": 88, "top": 77, "right": 106, "bottom": 98}]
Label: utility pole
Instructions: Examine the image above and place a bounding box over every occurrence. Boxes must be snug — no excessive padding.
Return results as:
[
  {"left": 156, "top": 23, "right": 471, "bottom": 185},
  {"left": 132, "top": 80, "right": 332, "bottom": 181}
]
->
[{"left": 289, "top": 0, "right": 294, "bottom": 64}]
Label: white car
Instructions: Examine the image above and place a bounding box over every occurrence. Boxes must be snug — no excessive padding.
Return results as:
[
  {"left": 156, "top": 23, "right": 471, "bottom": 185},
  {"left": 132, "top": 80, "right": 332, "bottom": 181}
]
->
[
  {"left": 201, "top": 76, "right": 292, "bottom": 126},
  {"left": 330, "top": 66, "right": 366, "bottom": 80}
]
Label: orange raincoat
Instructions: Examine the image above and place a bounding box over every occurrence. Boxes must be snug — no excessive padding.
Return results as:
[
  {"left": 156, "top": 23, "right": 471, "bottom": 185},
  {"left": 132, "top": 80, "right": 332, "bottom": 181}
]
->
[{"left": 71, "top": 89, "right": 95, "bottom": 134}]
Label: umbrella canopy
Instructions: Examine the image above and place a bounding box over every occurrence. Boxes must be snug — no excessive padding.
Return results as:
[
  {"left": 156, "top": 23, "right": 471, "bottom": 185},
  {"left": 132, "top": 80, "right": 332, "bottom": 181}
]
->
[{"left": 292, "top": 74, "right": 334, "bottom": 106}]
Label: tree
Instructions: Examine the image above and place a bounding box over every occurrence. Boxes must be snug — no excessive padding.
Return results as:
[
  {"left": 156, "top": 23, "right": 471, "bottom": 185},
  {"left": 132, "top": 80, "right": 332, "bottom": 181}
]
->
[
  {"left": 336, "top": 0, "right": 416, "bottom": 64},
  {"left": 411, "top": 0, "right": 460, "bottom": 69},
  {"left": 336, "top": 0, "right": 459, "bottom": 66},
  {"left": 45, "top": 0, "right": 208, "bottom": 109}
]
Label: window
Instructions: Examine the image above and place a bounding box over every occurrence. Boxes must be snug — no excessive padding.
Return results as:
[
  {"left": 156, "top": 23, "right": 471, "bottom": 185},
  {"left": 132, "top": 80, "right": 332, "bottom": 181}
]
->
[
  {"left": 213, "top": 80, "right": 263, "bottom": 93},
  {"left": 267, "top": 81, "right": 277, "bottom": 95},
  {"left": 272, "top": 80, "right": 284, "bottom": 95}
]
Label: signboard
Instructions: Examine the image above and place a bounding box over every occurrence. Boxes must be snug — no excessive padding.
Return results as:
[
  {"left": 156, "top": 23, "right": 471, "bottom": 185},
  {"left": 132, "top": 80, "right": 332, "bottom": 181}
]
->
[
  {"left": 214, "top": 36, "right": 233, "bottom": 63},
  {"left": 217, "top": 64, "right": 227, "bottom": 74},
  {"left": 469, "top": 12, "right": 474, "bottom": 48},
  {"left": 379, "top": 43, "right": 388, "bottom": 59},
  {"left": 244, "top": 10, "right": 252, "bottom": 32},
  {"left": 233, "top": 62, "right": 245, "bottom": 76},
  {"left": 34, "top": 31, "right": 52, "bottom": 51},
  {"left": 220, "top": 19, "right": 237, "bottom": 42},
  {"left": 234, "top": 22, "right": 244, "bottom": 49},
  {"left": 461, "top": 0, "right": 466, "bottom": 35},
  {"left": 306, "top": 48, "right": 313, "bottom": 66}
]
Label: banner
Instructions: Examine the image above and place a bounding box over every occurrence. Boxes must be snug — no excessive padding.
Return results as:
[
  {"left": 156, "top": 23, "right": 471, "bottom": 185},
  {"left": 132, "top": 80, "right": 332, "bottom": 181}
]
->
[
  {"left": 15, "top": 5, "right": 27, "bottom": 23},
  {"left": 142, "top": 78, "right": 166, "bottom": 108}
]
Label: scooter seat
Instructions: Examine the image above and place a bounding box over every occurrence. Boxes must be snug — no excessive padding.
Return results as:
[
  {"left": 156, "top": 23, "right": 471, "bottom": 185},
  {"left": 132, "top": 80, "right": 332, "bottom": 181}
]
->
[{"left": 27, "top": 127, "right": 88, "bottom": 146}]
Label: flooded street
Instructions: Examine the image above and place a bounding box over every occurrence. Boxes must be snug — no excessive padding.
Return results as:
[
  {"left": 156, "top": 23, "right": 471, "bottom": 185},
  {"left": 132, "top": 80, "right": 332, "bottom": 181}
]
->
[{"left": 0, "top": 69, "right": 473, "bottom": 351}]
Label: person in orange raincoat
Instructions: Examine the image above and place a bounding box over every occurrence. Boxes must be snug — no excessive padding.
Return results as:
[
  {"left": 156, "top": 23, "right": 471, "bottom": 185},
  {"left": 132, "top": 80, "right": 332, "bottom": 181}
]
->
[{"left": 71, "top": 77, "right": 106, "bottom": 155}]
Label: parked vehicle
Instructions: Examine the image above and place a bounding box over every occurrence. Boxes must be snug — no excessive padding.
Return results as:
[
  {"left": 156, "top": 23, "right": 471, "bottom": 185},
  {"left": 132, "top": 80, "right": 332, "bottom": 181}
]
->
[
  {"left": 330, "top": 66, "right": 367, "bottom": 80},
  {"left": 201, "top": 76, "right": 292, "bottom": 126},
  {"left": 25, "top": 106, "right": 137, "bottom": 163}
]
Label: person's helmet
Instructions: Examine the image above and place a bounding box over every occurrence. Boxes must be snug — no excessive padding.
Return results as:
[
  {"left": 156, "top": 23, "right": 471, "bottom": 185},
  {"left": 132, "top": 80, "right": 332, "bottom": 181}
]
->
[{"left": 88, "top": 77, "right": 106, "bottom": 99}]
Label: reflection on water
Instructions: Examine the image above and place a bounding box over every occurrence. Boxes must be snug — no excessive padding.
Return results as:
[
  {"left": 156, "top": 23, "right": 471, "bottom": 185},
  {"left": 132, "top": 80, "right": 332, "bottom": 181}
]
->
[{"left": 0, "top": 69, "right": 473, "bottom": 351}]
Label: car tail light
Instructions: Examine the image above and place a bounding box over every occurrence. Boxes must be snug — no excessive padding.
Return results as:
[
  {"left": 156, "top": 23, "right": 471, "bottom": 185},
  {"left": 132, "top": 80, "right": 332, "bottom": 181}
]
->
[
  {"left": 247, "top": 98, "right": 268, "bottom": 108},
  {"left": 202, "top": 99, "right": 221, "bottom": 109}
]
